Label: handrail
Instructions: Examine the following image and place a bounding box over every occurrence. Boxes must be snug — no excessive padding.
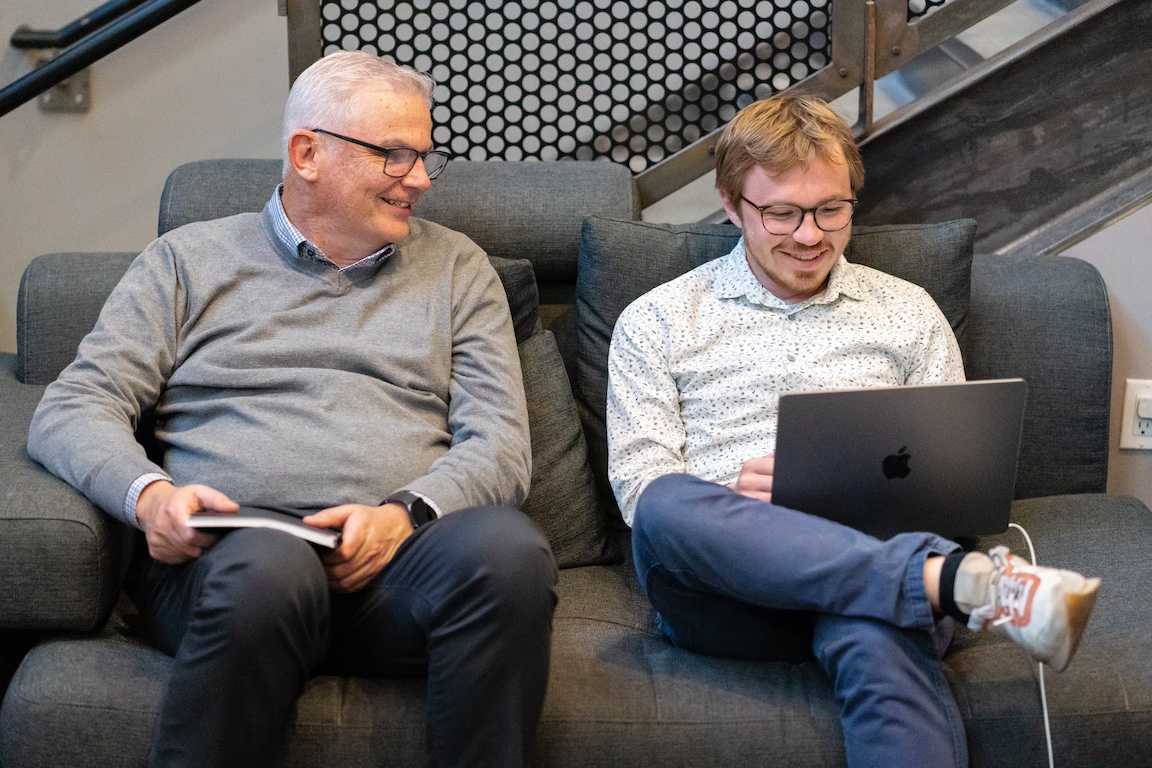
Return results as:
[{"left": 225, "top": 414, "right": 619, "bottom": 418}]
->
[
  {"left": 0, "top": 0, "right": 205, "bottom": 119},
  {"left": 10, "top": 0, "right": 151, "bottom": 50},
  {"left": 634, "top": 0, "right": 1023, "bottom": 208}
]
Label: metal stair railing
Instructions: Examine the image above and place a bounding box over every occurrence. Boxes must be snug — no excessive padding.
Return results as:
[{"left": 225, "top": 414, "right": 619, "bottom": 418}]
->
[
  {"left": 636, "top": 0, "right": 1025, "bottom": 208},
  {"left": 0, "top": 0, "right": 207, "bottom": 118}
]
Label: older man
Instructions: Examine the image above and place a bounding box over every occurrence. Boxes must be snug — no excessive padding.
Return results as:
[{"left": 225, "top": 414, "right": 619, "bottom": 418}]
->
[
  {"left": 28, "top": 52, "right": 555, "bottom": 768},
  {"left": 607, "top": 95, "right": 1100, "bottom": 767}
]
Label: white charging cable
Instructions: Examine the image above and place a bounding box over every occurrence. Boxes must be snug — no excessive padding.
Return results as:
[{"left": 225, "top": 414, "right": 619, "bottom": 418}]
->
[{"left": 1006, "top": 522, "right": 1055, "bottom": 768}]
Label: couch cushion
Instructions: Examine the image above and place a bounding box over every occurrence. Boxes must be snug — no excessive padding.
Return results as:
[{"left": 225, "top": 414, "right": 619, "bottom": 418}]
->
[
  {"left": 17, "top": 252, "right": 137, "bottom": 386},
  {"left": 0, "top": 356, "right": 132, "bottom": 632},
  {"left": 489, "top": 256, "right": 539, "bottom": 343},
  {"left": 574, "top": 217, "right": 976, "bottom": 519},
  {"left": 159, "top": 160, "right": 638, "bottom": 284},
  {"left": 518, "top": 330, "right": 615, "bottom": 568}
]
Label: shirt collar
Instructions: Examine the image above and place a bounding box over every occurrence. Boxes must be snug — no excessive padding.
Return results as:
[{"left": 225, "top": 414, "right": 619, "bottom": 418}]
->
[
  {"left": 714, "top": 237, "right": 867, "bottom": 311},
  {"left": 265, "top": 184, "right": 395, "bottom": 272}
]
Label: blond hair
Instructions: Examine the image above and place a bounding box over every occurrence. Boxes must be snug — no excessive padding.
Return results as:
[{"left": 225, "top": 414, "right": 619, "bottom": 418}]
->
[{"left": 714, "top": 94, "right": 864, "bottom": 204}]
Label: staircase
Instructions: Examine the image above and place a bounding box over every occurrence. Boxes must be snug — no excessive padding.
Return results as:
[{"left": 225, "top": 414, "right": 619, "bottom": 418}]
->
[{"left": 854, "top": 0, "right": 1152, "bottom": 257}]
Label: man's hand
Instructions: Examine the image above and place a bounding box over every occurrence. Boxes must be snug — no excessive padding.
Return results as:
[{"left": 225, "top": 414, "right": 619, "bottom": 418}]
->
[
  {"left": 302, "top": 503, "right": 414, "bottom": 593},
  {"left": 729, "top": 453, "right": 775, "bottom": 502},
  {"left": 136, "top": 481, "right": 239, "bottom": 564}
]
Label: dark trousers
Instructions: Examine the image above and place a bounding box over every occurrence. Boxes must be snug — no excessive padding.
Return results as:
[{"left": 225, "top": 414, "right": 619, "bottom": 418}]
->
[
  {"left": 127, "top": 505, "right": 558, "bottom": 768},
  {"left": 633, "top": 474, "right": 965, "bottom": 768}
]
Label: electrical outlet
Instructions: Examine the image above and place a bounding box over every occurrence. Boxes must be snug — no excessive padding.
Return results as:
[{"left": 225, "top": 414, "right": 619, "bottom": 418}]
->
[{"left": 1119, "top": 379, "right": 1152, "bottom": 450}]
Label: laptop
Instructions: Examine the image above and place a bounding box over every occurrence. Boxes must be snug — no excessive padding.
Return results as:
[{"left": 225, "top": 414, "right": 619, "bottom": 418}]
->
[{"left": 771, "top": 379, "right": 1027, "bottom": 539}]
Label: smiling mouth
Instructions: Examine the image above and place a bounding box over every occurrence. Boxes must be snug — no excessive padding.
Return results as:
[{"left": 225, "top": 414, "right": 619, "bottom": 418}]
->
[
  {"left": 784, "top": 250, "right": 825, "bottom": 262},
  {"left": 381, "top": 197, "right": 412, "bottom": 209}
]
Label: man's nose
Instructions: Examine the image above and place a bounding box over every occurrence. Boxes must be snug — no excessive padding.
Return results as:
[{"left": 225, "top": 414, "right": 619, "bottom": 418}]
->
[
  {"left": 403, "top": 157, "right": 433, "bottom": 190},
  {"left": 792, "top": 210, "right": 824, "bottom": 246}
]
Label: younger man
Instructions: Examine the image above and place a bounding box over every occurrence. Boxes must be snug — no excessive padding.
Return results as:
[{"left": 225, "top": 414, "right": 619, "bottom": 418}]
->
[{"left": 607, "top": 94, "right": 1100, "bottom": 767}]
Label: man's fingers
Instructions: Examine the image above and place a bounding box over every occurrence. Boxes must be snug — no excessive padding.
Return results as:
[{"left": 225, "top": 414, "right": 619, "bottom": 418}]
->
[
  {"left": 736, "top": 472, "right": 773, "bottom": 493},
  {"left": 737, "top": 490, "right": 774, "bottom": 503},
  {"left": 328, "top": 513, "right": 367, "bottom": 563},
  {"left": 187, "top": 530, "right": 219, "bottom": 549},
  {"left": 328, "top": 558, "right": 379, "bottom": 592},
  {"left": 148, "top": 533, "right": 202, "bottom": 564},
  {"left": 742, "top": 454, "right": 776, "bottom": 474},
  {"left": 190, "top": 485, "right": 239, "bottom": 514},
  {"left": 303, "top": 505, "right": 355, "bottom": 530}
]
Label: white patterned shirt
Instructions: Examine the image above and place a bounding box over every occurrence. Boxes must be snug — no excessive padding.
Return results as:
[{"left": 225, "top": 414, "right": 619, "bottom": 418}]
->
[{"left": 607, "top": 238, "right": 965, "bottom": 525}]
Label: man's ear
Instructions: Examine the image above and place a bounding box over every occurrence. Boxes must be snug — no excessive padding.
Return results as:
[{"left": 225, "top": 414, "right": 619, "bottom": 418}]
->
[
  {"left": 287, "top": 129, "right": 321, "bottom": 182},
  {"left": 720, "top": 193, "right": 743, "bottom": 229}
]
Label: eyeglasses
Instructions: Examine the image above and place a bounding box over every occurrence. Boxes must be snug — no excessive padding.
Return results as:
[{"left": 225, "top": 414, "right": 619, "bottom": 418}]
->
[
  {"left": 311, "top": 128, "right": 451, "bottom": 180},
  {"left": 740, "top": 196, "right": 858, "bottom": 236}
]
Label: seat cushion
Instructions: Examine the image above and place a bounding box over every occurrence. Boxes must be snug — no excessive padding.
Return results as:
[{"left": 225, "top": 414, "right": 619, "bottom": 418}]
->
[
  {"left": 4, "top": 494, "right": 1148, "bottom": 767},
  {"left": 574, "top": 217, "right": 976, "bottom": 520}
]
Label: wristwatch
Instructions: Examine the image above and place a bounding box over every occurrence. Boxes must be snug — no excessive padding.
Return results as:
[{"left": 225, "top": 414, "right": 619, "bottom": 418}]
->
[{"left": 384, "top": 490, "right": 437, "bottom": 529}]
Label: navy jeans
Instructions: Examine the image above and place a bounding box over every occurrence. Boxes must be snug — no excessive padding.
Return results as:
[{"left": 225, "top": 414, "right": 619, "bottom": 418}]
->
[
  {"left": 632, "top": 474, "right": 966, "bottom": 768},
  {"left": 128, "top": 505, "right": 557, "bottom": 768}
]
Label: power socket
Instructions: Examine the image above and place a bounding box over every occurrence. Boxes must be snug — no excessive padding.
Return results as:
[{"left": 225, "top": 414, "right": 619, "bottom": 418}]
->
[{"left": 1119, "top": 378, "right": 1152, "bottom": 449}]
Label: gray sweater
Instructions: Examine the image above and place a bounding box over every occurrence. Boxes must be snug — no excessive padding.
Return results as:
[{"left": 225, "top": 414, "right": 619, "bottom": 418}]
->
[{"left": 27, "top": 208, "right": 530, "bottom": 527}]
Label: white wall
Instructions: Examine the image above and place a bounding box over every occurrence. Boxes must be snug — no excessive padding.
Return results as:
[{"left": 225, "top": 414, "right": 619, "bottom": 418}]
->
[
  {"left": 1, "top": 3, "right": 1149, "bottom": 506},
  {"left": 1063, "top": 202, "right": 1152, "bottom": 506},
  {"left": 0, "top": 0, "right": 287, "bottom": 353}
]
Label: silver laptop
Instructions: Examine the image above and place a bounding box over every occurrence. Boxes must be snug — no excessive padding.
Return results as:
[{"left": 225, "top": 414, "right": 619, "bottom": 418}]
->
[{"left": 772, "top": 379, "right": 1027, "bottom": 539}]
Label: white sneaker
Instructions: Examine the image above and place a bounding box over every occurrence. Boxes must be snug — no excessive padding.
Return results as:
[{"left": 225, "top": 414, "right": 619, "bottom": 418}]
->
[{"left": 967, "top": 546, "right": 1101, "bottom": 672}]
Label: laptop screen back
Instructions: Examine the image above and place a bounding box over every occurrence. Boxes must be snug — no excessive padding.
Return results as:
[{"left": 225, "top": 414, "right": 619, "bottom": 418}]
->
[{"left": 772, "top": 379, "right": 1027, "bottom": 539}]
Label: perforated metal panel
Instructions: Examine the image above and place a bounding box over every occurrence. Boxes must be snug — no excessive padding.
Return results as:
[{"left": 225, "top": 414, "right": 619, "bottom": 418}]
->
[
  {"left": 908, "top": 0, "right": 953, "bottom": 20},
  {"left": 319, "top": 0, "right": 833, "bottom": 171}
]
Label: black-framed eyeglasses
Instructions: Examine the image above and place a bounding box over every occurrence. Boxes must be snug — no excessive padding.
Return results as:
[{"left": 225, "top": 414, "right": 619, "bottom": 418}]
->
[
  {"left": 311, "top": 128, "right": 451, "bottom": 180},
  {"left": 740, "top": 196, "right": 858, "bottom": 236}
]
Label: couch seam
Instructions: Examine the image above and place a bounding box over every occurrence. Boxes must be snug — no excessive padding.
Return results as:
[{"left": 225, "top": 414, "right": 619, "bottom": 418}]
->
[
  {"left": 18, "top": 262, "right": 33, "bottom": 383},
  {"left": 584, "top": 216, "right": 737, "bottom": 239},
  {"left": 553, "top": 615, "right": 657, "bottom": 634}
]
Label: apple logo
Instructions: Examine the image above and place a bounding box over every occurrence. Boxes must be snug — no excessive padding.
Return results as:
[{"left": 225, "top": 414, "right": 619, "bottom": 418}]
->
[{"left": 882, "top": 446, "right": 912, "bottom": 479}]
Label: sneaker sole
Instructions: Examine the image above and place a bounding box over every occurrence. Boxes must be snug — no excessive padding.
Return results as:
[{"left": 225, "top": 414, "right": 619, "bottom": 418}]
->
[{"left": 1048, "top": 576, "right": 1101, "bottom": 672}]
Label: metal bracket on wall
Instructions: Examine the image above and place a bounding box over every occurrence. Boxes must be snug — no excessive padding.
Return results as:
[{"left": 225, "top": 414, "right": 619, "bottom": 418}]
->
[{"left": 31, "top": 52, "right": 91, "bottom": 113}]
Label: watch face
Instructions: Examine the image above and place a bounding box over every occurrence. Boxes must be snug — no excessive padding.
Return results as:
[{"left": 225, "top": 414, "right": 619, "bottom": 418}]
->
[
  {"left": 409, "top": 498, "right": 435, "bottom": 527},
  {"left": 390, "top": 493, "right": 434, "bottom": 527}
]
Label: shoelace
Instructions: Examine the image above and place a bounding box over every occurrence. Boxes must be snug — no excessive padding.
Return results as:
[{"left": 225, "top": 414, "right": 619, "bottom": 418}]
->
[
  {"left": 965, "top": 545, "right": 1015, "bottom": 631},
  {"left": 989, "top": 546, "right": 1019, "bottom": 628}
]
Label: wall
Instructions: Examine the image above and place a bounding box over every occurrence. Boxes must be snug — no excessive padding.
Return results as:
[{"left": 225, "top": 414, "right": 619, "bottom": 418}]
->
[
  {"left": 1, "top": 3, "right": 1149, "bottom": 506},
  {"left": 0, "top": 0, "right": 287, "bottom": 353}
]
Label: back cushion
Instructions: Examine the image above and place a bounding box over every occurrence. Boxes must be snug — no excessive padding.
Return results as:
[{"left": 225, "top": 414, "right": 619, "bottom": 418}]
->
[
  {"left": 17, "top": 252, "right": 137, "bottom": 385},
  {"left": 518, "top": 330, "right": 616, "bottom": 567},
  {"left": 159, "top": 159, "right": 638, "bottom": 284},
  {"left": 574, "top": 217, "right": 977, "bottom": 520}
]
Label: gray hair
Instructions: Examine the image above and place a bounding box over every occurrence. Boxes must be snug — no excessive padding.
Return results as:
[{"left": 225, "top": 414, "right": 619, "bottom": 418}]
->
[{"left": 281, "top": 51, "right": 435, "bottom": 174}]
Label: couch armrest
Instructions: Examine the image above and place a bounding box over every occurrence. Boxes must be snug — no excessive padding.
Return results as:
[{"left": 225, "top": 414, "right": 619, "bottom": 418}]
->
[
  {"left": 965, "top": 254, "right": 1110, "bottom": 498},
  {"left": 0, "top": 355, "right": 133, "bottom": 632}
]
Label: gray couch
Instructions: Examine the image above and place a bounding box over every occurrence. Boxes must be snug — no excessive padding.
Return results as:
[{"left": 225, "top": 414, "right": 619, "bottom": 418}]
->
[{"left": 2, "top": 160, "right": 1149, "bottom": 767}]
